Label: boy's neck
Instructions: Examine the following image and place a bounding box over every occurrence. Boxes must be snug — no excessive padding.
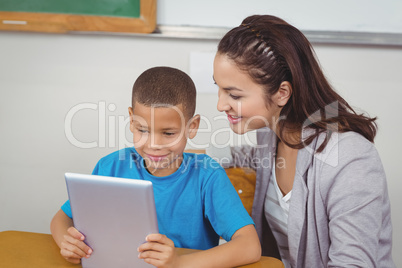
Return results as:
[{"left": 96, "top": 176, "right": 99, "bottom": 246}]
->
[{"left": 145, "top": 154, "right": 184, "bottom": 177}]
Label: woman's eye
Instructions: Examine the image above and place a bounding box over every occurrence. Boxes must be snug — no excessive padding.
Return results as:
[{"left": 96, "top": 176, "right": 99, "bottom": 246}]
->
[
  {"left": 229, "top": 94, "right": 241, "bottom": 100},
  {"left": 138, "top": 129, "right": 149, "bottom": 134}
]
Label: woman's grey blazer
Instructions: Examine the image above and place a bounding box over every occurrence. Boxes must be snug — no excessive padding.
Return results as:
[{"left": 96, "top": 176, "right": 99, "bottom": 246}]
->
[{"left": 216, "top": 127, "right": 394, "bottom": 267}]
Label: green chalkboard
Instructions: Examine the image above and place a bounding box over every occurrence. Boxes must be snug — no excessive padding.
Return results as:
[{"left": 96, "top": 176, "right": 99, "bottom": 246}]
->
[
  {"left": 0, "top": 0, "right": 156, "bottom": 33},
  {"left": 0, "top": 0, "right": 140, "bottom": 18}
]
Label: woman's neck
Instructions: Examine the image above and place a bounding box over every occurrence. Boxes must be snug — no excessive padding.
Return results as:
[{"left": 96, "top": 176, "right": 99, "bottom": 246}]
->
[
  {"left": 273, "top": 123, "right": 301, "bottom": 147},
  {"left": 275, "top": 140, "right": 298, "bottom": 196}
]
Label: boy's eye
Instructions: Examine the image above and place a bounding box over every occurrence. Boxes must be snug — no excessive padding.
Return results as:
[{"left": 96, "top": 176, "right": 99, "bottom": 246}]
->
[
  {"left": 164, "top": 132, "right": 176, "bottom": 136},
  {"left": 229, "top": 94, "right": 241, "bottom": 100}
]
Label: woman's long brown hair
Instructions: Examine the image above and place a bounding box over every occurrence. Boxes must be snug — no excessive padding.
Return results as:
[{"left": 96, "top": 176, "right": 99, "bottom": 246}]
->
[{"left": 217, "top": 15, "right": 377, "bottom": 152}]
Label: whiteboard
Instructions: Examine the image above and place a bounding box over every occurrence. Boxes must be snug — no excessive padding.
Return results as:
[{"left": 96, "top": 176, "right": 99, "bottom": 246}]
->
[{"left": 157, "top": 0, "right": 402, "bottom": 34}]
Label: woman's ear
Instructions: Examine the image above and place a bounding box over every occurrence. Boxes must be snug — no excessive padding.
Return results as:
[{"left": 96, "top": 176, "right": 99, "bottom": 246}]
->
[
  {"left": 275, "top": 81, "right": 293, "bottom": 107},
  {"left": 187, "top": 114, "right": 201, "bottom": 139}
]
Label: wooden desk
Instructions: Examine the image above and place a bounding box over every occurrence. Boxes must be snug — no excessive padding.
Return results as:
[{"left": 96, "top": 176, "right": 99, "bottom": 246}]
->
[{"left": 0, "top": 231, "right": 283, "bottom": 268}]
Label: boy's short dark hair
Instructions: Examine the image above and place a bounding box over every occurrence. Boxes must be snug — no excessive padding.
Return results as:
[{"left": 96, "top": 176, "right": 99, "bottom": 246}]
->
[{"left": 132, "top": 66, "right": 196, "bottom": 119}]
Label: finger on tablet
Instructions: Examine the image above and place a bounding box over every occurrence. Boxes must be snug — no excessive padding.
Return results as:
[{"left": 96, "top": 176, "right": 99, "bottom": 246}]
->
[
  {"left": 67, "top": 226, "right": 85, "bottom": 240},
  {"left": 145, "top": 234, "right": 174, "bottom": 247}
]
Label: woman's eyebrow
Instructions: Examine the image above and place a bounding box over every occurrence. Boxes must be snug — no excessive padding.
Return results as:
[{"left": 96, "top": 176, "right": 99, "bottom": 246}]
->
[
  {"left": 212, "top": 76, "right": 243, "bottom": 92},
  {"left": 223, "top": 86, "right": 243, "bottom": 92}
]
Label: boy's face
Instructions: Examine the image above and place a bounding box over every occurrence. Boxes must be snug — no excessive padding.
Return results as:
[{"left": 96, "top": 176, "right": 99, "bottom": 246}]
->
[{"left": 129, "top": 102, "right": 199, "bottom": 177}]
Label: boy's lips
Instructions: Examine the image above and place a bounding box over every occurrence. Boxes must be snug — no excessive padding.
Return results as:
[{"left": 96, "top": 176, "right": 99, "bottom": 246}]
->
[
  {"left": 145, "top": 153, "right": 169, "bottom": 162},
  {"left": 226, "top": 113, "right": 242, "bottom": 124}
]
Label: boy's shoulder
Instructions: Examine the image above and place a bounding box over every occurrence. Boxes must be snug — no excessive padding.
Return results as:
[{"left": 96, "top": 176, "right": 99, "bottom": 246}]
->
[
  {"left": 182, "top": 152, "right": 225, "bottom": 175},
  {"left": 99, "top": 147, "right": 136, "bottom": 161},
  {"left": 95, "top": 148, "right": 137, "bottom": 170}
]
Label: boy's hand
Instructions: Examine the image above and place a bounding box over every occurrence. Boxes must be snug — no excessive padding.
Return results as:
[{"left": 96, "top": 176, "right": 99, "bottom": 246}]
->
[
  {"left": 138, "top": 234, "right": 179, "bottom": 268},
  {"left": 59, "top": 227, "right": 93, "bottom": 264}
]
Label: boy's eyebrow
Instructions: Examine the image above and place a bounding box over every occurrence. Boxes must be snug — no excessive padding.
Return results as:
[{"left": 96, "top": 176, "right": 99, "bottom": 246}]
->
[
  {"left": 132, "top": 121, "right": 148, "bottom": 128},
  {"left": 161, "top": 127, "right": 180, "bottom": 131},
  {"left": 133, "top": 121, "right": 180, "bottom": 131}
]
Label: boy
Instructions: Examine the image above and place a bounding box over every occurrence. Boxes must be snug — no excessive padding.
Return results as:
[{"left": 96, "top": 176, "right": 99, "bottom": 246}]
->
[{"left": 50, "top": 67, "right": 261, "bottom": 267}]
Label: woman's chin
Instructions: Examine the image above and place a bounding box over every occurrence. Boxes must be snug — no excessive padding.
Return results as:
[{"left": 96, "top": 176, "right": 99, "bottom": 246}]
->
[{"left": 229, "top": 124, "right": 250, "bottom": 135}]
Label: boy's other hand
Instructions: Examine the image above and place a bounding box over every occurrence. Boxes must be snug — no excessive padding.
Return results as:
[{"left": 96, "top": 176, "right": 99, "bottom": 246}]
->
[
  {"left": 138, "top": 234, "right": 180, "bottom": 268},
  {"left": 60, "top": 227, "right": 93, "bottom": 264}
]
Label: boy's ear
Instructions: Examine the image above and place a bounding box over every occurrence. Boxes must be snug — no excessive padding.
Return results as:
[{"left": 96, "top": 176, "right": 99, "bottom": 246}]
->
[
  {"left": 128, "top": 107, "right": 134, "bottom": 133},
  {"left": 274, "top": 81, "right": 293, "bottom": 107},
  {"left": 187, "top": 114, "right": 201, "bottom": 139}
]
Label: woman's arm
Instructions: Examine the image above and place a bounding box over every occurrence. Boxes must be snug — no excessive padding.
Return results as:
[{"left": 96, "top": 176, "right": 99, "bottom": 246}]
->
[{"left": 319, "top": 134, "right": 393, "bottom": 267}]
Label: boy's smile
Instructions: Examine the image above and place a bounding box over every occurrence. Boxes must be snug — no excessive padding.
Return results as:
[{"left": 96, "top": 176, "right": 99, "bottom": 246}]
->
[
  {"left": 146, "top": 153, "right": 170, "bottom": 162},
  {"left": 129, "top": 102, "right": 199, "bottom": 177}
]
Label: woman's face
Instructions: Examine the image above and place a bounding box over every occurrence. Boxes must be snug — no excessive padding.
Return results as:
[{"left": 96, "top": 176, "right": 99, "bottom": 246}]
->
[{"left": 213, "top": 53, "right": 281, "bottom": 135}]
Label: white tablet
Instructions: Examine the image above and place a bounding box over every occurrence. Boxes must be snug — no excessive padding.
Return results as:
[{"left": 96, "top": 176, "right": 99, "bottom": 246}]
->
[{"left": 65, "top": 172, "right": 159, "bottom": 268}]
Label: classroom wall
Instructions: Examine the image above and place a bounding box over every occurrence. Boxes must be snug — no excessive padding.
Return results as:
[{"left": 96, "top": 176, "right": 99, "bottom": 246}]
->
[
  {"left": 158, "top": 0, "right": 402, "bottom": 33},
  {"left": 0, "top": 31, "right": 401, "bottom": 266}
]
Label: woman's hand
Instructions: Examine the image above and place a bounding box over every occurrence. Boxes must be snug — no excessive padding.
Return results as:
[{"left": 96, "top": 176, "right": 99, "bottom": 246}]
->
[
  {"left": 138, "top": 234, "right": 179, "bottom": 268},
  {"left": 59, "top": 227, "right": 92, "bottom": 264}
]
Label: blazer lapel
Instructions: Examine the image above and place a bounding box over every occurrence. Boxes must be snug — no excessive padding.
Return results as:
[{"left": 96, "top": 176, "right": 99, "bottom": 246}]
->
[
  {"left": 287, "top": 137, "right": 317, "bottom": 267},
  {"left": 253, "top": 128, "right": 277, "bottom": 239}
]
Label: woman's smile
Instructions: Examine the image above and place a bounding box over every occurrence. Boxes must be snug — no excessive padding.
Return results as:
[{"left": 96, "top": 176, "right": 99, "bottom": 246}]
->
[{"left": 226, "top": 113, "right": 243, "bottom": 124}]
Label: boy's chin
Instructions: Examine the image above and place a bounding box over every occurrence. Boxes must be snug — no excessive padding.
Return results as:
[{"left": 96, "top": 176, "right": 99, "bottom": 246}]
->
[
  {"left": 145, "top": 163, "right": 168, "bottom": 175},
  {"left": 144, "top": 158, "right": 175, "bottom": 170},
  {"left": 145, "top": 161, "right": 167, "bottom": 169}
]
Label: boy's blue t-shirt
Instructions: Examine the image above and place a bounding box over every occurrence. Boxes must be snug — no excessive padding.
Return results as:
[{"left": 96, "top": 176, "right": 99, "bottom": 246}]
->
[{"left": 61, "top": 147, "right": 254, "bottom": 250}]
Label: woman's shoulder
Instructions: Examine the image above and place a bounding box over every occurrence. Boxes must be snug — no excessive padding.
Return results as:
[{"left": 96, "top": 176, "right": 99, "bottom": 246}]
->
[
  {"left": 303, "top": 131, "right": 381, "bottom": 173},
  {"left": 313, "top": 131, "right": 383, "bottom": 177},
  {"left": 319, "top": 131, "right": 376, "bottom": 156}
]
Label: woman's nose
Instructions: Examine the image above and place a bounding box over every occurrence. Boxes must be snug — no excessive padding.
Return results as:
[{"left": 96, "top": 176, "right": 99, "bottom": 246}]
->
[{"left": 217, "top": 93, "right": 230, "bottom": 112}]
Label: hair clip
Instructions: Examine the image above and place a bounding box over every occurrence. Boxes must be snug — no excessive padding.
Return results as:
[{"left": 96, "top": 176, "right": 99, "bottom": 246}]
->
[{"left": 241, "top": 23, "right": 251, "bottom": 29}]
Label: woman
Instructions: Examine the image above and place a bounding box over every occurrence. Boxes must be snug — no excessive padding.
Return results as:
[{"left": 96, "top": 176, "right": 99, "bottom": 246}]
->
[{"left": 211, "top": 15, "right": 394, "bottom": 267}]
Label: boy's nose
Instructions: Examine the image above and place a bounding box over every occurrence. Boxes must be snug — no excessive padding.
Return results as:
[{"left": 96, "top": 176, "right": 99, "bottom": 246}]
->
[{"left": 147, "top": 134, "right": 164, "bottom": 150}]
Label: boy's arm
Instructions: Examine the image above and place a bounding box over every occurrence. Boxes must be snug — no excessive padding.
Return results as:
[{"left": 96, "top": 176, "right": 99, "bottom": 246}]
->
[
  {"left": 50, "top": 209, "right": 92, "bottom": 264},
  {"left": 138, "top": 224, "right": 261, "bottom": 268},
  {"left": 180, "top": 224, "right": 261, "bottom": 267}
]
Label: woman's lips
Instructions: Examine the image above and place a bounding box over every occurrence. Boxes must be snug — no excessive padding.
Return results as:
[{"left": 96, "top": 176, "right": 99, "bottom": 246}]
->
[{"left": 227, "top": 114, "right": 242, "bottom": 124}]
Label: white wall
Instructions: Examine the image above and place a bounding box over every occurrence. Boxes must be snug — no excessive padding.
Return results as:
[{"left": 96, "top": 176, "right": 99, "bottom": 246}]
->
[
  {"left": 0, "top": 31, "right": 401, "bottom": 266},
  {"left": 158, "top": 0, "right": 402, "bottom": 33}
]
